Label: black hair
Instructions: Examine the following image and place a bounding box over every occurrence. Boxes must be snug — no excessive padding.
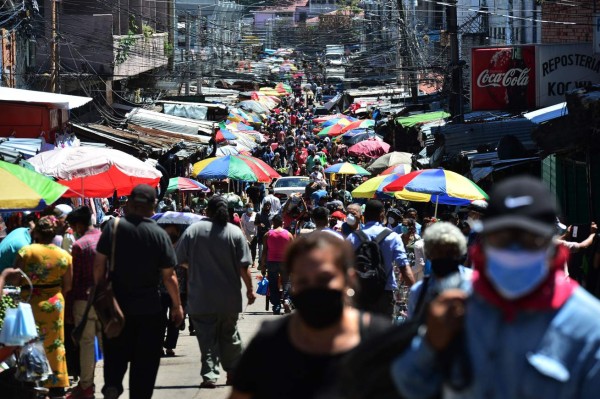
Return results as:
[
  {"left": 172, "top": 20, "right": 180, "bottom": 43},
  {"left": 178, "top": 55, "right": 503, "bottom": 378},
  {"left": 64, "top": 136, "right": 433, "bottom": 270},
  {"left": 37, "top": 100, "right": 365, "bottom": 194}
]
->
[
  {"left": 364, "top": 200, "right": 385, "bottom": 222},
  {"left": 272, "top": 214, "right": 283, "bottom": 227},
  {"left": 207, "top": 196, "right": 229, "bottom": 226},
  {"left": 312, "top": 206, "right": 330, "bottom": 224}
]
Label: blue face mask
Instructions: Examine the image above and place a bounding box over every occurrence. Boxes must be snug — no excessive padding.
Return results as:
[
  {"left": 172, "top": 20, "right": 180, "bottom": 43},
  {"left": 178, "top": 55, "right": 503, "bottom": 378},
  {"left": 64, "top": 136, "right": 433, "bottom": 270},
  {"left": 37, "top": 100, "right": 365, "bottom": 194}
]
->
[{"left": 484, "top": 245, "right": 551, "bottom": 300}]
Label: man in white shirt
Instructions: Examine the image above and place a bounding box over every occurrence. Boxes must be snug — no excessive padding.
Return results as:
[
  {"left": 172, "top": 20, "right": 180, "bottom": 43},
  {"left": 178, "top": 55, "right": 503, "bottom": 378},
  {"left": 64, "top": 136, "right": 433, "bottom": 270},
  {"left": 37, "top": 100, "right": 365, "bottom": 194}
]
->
[{"left": 260, "top": 188, "right": 281, "bottom": 218}]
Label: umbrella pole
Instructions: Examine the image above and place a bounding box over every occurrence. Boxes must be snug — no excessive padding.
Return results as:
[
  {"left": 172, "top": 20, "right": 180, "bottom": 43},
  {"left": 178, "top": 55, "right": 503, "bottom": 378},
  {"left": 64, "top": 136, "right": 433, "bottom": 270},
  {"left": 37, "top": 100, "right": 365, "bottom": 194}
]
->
[{"left": 434, "top": 196, "right": 439, "bottom": 218}]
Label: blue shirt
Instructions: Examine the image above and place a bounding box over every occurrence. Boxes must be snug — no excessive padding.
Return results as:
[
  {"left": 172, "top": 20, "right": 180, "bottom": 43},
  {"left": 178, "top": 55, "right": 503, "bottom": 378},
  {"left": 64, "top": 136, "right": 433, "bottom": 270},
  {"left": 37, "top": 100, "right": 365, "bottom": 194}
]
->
[
  {"left": 392, "top": 286, "right": 600, "bottom": 399},
  {"left": 346, "top": 222, "right": 409, "bottom": 291},
  {"left": 0, "top": 228, "right": 31, "bottom": 271}
]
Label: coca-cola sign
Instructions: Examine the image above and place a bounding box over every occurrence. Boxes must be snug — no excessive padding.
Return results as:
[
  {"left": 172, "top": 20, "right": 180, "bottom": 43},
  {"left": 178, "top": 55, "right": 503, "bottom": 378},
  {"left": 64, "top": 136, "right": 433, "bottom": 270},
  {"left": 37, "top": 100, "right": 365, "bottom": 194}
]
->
[{"left": 471, "top": 46, "right": 536, "bottom": 111}]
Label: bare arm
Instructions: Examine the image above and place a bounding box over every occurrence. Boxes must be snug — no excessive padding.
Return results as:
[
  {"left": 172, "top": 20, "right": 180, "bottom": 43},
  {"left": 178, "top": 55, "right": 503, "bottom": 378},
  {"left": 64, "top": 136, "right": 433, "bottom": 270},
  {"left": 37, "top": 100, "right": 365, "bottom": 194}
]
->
[
  {"left": 240, "top": 266, "right": 255, "bottom": 305},
  {"left": 162, "top": 268, "right": 184, "bottom": 326},
  {"left": 400, "top": 265, "right": 416, "bottom": 287},
  {"left": 93, "top": 252, "right": 108, "bottom": 285},
  {"left": 229, "top": 390, "right": 252, "bottom": 399},
  {"left": 62, "top": 261, "right": 73, "bottom": 294}
]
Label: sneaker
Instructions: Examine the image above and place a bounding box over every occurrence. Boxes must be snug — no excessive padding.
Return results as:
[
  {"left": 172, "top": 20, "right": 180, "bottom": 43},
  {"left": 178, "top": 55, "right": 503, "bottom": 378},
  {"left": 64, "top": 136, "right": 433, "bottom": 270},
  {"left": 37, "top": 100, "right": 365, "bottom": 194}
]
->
[
  {"left": 165, "top": 349, "right": 175, "bottom": 357},
  {"left": 66, "top": 385, "right": 94, "bottom": 399},
  {"left": 200, "top": 380, "right": 217, "bottom": 389},
  {"left": 283, "top": 299, "right": 292, "bottom": 314}
]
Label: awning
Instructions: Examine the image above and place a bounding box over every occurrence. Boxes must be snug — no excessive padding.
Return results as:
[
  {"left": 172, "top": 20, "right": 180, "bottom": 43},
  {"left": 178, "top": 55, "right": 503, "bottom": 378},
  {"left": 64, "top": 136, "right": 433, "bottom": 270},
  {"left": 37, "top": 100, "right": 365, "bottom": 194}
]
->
[
  {"left": 523, "top": 102, "right": 568, "bottom": 124},
  {"left": 0, "top": 87, "right": 92, "bottom": 109},
  {"left": 395, "top": 111, "right": 450, "bottom": 128}
]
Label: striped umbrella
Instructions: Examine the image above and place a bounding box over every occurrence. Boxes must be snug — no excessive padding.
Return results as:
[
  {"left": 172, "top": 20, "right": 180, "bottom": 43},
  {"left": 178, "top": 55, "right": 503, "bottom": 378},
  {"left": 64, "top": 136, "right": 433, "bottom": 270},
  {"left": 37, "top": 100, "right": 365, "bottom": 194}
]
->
[
  {"left": 352, "top": 173, "right": 473, "bottom": 206},
  {"left": 166, "top": 177, "right": 208, "bottom": 193},
  {"left": 0, "top": 160, "right": 69, "bottom": 211},
  {"left": 317, "top": 120, "right": 352, "bottom": 137},
  {"left": 340, "top": 119, "right": 375, "bottom": 134},
  {"left": 216, "top": 123, "right": 237, "bottom": 143},
  {"left": 324, "top": 162, "right": 371, "bottom": 176},
  {"left": 380, "top": 164, "right": 412, "bottom": 175},
  {"left": 192, "top": 155, "right": 280, "bottom": 183},
  {"left": 382, "top": 168, "right": 488, "bottom": 215}
]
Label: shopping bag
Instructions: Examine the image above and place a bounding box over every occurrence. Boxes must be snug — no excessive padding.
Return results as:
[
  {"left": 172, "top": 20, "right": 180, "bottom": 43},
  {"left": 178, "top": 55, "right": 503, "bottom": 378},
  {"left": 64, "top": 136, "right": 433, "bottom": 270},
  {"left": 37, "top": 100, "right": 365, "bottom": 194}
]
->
[
  {"left": 14, "top": 303, "right": 38, "bottom": 343},
  {"left": 15, "top": 340, "right": 52, "bottom": 382},
  {"left": 0, "top": 308, "right": 19, "bottom": 345},
  {"left": 256, "top": 277, "right": 269, "bottom": 296}
]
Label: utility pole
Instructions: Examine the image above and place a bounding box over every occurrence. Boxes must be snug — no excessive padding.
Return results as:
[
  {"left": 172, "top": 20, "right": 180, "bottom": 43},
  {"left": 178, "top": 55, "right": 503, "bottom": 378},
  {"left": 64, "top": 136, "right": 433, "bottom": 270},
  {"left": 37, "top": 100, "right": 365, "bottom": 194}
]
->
[
  {"left": 447, "top": 0, "right": 463, "bottom": 122},
  {"left": 196, "top": 6, "right": 202, "bottom": 96},
  {"left": 50, "top": 0, "right": 59, "bottom": 93},
  {"left": 184, "top": 12, "right": 191, "bottom": 96},
  {"left": 396, "top": 0, "right": 418, "bottom": 103}
]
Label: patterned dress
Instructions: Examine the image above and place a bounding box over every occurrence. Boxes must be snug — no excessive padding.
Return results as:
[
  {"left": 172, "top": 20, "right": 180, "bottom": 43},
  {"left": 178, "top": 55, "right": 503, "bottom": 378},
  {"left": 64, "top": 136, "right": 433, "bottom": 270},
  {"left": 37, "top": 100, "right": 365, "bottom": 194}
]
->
[{"left": 18, "top": 243, "right": 72, "bottom": 388}]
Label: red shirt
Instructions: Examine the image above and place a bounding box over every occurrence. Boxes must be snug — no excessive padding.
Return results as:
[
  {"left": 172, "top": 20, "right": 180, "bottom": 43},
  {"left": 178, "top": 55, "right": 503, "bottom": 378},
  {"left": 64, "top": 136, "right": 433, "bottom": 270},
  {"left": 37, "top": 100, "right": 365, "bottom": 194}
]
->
[
  {"left": 71, "top": 229, "right": 102, "bottom": 301},
  {"left": 295, "top": 148, "right": 308, "bottom": 165}
]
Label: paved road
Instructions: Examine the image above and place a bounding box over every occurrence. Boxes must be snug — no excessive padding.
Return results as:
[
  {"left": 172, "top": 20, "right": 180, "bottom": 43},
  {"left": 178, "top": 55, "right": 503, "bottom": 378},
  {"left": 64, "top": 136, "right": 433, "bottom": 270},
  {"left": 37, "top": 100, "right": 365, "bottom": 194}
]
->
[{"left": 94, "top": 268, "right": 274, "bottom": 399}]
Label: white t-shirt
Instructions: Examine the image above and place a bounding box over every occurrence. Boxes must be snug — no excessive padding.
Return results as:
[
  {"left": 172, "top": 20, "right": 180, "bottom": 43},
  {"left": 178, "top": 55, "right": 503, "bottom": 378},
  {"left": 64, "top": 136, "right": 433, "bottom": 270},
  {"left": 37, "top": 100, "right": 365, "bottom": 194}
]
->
[{"left": 241, "top": 212, "right": 257, "bottom": 240}]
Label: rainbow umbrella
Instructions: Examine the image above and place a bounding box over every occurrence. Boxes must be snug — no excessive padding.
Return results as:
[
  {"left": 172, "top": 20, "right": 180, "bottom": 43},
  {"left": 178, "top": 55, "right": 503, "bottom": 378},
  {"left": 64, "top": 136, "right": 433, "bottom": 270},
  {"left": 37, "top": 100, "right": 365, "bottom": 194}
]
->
[
  {"left": 317, "top": 120, "right": 352, "bottom": 137},
  {"left": 320, "top": 116, "right": 355, "bottom": 128},
  {"left": 380, "top": 164, "right": 412, "bottom": 175},
  {"left": 216, "top": 123, "right": 237, "bottom": 143},
  {"left": 0, "top": 160, "right": 69, "bottom": 211},
  {"left": 352, "top": 173, "right": 473, "bottom": 206},
  {"left": 383, "top": 168, "right": 488, "bottom": 215},
  {"left": 340, "top": 119, "right": 375, "bottom": 134},
  {"left": 166, "top": 177, "right": 208, "bottom": 193},
  {"left": 226, "top": 121, "right": 254, "bottom": 131},
  {"left": 193, "top": 155, "right": 280, "bottom": 183},
  {"left": 324, "top": 162, "right": 371, "bottom": 176}
]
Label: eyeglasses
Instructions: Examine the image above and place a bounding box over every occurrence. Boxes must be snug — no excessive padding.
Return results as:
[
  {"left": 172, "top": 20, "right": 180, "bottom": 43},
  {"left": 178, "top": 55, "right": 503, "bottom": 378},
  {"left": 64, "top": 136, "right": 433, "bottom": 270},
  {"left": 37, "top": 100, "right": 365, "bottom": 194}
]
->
[{"left": 483, "top": 228, "right": 552, "bottom": 251}]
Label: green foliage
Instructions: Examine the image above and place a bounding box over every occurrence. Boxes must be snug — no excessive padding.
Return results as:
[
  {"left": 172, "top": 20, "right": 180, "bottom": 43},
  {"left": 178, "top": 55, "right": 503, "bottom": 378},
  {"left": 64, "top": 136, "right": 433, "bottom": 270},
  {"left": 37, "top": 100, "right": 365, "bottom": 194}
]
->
[
  {"left": 142, "top": 24, "right": 155, "bottom": 39},
  {"left": 164, "top": 41, "right": 174, "bottom": 57},
  {"left": 0, "top": 295, "right": 17, "bottom": 331},
  {"left": 115, "top": 31, "right": 138, "bottom": 65}
]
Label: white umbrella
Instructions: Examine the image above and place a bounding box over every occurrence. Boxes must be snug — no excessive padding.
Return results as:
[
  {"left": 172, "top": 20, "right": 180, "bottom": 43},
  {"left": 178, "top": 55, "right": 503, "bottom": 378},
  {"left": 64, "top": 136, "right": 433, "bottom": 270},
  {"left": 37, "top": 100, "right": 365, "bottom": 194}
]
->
[{"left": 28, "top": 147, "right": 162, "bottom": 197}]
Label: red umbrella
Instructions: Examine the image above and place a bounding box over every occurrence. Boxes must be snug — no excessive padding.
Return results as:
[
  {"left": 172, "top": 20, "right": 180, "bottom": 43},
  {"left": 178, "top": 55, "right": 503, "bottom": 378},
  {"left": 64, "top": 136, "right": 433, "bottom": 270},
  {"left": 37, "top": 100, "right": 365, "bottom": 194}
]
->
[{"left": 348, "top": 139, "right": 391, "bottom": 158}]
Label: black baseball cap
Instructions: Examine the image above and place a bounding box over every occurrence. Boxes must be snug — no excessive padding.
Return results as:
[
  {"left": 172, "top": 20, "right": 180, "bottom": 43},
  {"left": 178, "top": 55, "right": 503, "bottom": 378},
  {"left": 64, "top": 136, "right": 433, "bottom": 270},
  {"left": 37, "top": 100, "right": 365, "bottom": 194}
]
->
[
  {"left": 482, "top": 176, "right": 558, "bottom": 237},
  {"left": 66, "top": 206, "right": 92, "bottom": 225},
  {"left": 129, "top": 184, "right": 157, "bottom": 204}
]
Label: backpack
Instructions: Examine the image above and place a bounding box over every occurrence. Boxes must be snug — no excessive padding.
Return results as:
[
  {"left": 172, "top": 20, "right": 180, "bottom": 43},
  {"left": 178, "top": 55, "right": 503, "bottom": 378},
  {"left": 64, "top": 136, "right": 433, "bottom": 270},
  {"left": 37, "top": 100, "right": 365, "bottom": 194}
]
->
[{"left": 353, "top": 229, "right": 393, "bottom": 307}]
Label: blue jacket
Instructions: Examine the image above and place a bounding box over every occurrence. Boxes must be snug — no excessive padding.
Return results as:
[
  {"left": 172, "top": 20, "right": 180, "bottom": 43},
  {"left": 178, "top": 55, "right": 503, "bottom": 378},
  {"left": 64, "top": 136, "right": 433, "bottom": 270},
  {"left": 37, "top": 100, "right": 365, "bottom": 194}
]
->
[{"left": 392, "top": 286, "right": 600, "bottom": 399}]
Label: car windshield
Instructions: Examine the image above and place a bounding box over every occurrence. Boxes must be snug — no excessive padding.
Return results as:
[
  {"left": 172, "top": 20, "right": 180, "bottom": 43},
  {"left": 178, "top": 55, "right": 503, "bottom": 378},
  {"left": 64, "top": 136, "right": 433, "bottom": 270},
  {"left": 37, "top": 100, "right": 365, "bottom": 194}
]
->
[{"left": 275, "top": 178, "right": 309, "bottom": 188}]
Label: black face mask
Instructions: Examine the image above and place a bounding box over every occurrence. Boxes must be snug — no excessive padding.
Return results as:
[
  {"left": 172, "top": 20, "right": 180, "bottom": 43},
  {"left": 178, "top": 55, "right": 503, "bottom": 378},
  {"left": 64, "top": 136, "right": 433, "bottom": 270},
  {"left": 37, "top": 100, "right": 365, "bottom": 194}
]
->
[
  {"left": 430, "top": 258, "right": 461, "bottom": 278},
  {"left": 293, "top": 288, "right": 344, "bottom": 329}
]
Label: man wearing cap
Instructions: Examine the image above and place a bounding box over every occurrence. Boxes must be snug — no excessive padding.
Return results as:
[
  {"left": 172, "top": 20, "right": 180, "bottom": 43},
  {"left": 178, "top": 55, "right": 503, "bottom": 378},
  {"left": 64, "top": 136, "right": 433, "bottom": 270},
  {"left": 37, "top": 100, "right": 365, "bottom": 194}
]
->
[
  {"left": 93, "top": 184, "right": 183, "bottom": 399},
  {"left": 391, "top": 176, "right": 600, "bottom": 399}
]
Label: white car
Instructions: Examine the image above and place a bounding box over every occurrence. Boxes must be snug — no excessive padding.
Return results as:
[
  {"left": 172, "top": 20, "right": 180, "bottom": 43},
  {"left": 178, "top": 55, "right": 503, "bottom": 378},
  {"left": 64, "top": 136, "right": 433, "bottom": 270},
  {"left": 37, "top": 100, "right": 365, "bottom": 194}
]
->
[{"left": 272, "top": 176, "right": 310, "bottom": 202}]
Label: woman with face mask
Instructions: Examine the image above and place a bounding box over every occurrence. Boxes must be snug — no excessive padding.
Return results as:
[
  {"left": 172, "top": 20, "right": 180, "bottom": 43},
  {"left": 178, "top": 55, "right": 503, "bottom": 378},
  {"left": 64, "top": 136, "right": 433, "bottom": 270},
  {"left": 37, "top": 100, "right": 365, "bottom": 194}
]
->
[{"left": 229, "top": 232, "right": 391, "bottom": 399}]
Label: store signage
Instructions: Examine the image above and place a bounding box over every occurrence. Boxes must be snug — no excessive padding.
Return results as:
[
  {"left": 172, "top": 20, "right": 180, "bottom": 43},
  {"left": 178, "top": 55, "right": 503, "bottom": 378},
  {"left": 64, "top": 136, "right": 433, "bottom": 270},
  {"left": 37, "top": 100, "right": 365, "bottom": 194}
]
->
[
  {"left": 536, "top": 43, "right": 600, "bottom": 107},
  {"left": 472, "top": 44, "right": 600, "bottom": 111},
  {"left": 471, "top": 46, "right": 536, "bottom": 111},
  {"left": 594, "top": 13, "right": 600, "bottom": 54}
]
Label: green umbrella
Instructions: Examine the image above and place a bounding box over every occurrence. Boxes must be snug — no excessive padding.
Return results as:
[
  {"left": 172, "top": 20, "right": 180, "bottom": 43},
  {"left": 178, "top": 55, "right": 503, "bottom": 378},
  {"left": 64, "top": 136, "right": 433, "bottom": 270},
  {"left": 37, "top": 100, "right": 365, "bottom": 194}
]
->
[{"left": 0, "top": 160, "right": 68, "bottom": 211}]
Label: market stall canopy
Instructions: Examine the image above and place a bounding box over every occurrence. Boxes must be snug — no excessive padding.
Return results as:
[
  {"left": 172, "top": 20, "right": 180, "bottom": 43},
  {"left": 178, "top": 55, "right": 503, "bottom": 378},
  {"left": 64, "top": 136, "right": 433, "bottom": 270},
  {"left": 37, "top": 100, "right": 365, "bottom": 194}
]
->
[
  {"left": 395, "top": 111, "right": 450, "bottom": 128},
  {"left": 348, "top": 139, "right": 390, "bottom": 158},
  {"left": 166, "top": 177, "right": 208, "bottom": 193},
  {"left": 324, "top": 162, "right": 371, "bottom": 176},
  {"left": 0, "top": 160, "right": 69, "bottom": 211},
  {"left": 0, "top": 87, "right": 92, "bottom": 109},
  {"left": 523, "top": 102, "right": 568, "bottom": 125},
  {"left": 152, "top": 211, "right": 205, "bottom": 225},
  {"left": 193, "top": 155, "right": 280, "bottom": 183},
  {"left": 28, "top": 147, "right": 162, "bottom": 197},
  {"left": 367, "top": 151, "right": 413, "bottom": 174}
]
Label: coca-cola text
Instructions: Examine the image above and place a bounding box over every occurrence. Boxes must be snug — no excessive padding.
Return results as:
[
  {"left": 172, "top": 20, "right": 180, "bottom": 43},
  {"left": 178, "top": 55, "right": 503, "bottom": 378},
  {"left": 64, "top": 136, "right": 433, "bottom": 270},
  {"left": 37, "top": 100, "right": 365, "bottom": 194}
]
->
[{"left": 476, "top": 68, "right": 530, "bottom": 88}]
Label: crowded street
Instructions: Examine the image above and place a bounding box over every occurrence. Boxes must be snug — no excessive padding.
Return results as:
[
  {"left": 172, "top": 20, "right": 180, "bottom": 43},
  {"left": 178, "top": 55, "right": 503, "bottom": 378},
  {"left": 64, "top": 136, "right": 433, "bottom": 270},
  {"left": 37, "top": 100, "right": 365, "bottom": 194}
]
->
[{"left": 2, "top": 1, "right": 600, "bottom": 398}]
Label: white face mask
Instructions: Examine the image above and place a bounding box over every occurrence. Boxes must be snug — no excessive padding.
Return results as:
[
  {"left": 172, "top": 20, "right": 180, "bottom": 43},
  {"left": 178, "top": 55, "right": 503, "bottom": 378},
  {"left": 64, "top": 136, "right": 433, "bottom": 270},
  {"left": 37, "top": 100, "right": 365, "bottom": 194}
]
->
[
  {"left": 387, "top": 217, "right": 395, "bottom": 225},
  {"left": 346, "top": 214, "right": 357, "bottom": 226}
]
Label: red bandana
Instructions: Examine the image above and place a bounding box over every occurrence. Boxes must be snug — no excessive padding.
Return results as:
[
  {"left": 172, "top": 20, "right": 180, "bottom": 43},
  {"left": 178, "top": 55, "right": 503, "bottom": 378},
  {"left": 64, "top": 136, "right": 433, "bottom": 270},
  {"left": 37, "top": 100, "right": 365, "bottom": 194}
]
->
[{"left": 470, "top": 243, "right": 578, "bottom": 320}]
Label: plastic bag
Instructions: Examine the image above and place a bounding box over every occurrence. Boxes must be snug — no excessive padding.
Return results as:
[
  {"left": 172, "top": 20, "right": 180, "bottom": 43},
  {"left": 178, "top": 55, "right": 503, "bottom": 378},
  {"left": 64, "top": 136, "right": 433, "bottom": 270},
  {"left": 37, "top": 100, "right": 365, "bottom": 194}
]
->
[
  {"left": 15, "top": 341, "right": 52, "bottom": 382},
  {"left": 256, "top": 277, "right": 269, "bottom": 296},
  {"left": 0, "top": 303, "right": 38, "bottom": 346}
]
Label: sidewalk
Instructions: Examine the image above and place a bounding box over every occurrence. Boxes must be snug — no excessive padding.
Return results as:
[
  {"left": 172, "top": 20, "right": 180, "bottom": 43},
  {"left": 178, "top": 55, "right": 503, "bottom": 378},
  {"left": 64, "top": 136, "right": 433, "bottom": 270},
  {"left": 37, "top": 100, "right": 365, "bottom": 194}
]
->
[{"left": 93, "top": 269, "right": 274, "bottom": 399}]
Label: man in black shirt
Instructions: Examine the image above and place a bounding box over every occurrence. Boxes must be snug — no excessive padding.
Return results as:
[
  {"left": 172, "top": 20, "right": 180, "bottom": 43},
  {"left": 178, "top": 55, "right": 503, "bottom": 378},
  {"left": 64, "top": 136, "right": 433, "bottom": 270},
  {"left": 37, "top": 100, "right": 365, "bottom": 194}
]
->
[{"left": 93, "top": 184, "right": 183, "bottom": 399}]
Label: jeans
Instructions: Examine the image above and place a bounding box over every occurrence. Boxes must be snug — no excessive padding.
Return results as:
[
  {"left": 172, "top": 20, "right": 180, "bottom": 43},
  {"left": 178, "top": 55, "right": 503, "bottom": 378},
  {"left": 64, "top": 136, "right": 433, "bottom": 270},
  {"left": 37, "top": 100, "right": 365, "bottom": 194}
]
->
[
  {"left": 189, "top": 313, "right": 243, "bottom": 383},
  {"left": 73, "top": 300, "right": 102, "bottom": 389},
  {"left": 102, "top": 312, "right": 165, "bottom": 399},
  {"left": 160, "top": 294, "right": 181, "bottom": 350},
  {"left": 266, "top": 262, "right": 291, "bottom": 313}
]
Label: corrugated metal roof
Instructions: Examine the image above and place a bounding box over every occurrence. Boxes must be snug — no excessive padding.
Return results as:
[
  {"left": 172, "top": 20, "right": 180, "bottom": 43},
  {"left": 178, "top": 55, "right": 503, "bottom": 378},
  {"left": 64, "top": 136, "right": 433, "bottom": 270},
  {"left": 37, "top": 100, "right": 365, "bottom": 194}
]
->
[
  {"left": 126, "top": 108, "right": 216, "bottom": 136},
  {"left": 432, "top": 117, "right": 537, "bottom": 156},
  {"left": 523, "top": 102, "right": 568, "bottom": 124}
]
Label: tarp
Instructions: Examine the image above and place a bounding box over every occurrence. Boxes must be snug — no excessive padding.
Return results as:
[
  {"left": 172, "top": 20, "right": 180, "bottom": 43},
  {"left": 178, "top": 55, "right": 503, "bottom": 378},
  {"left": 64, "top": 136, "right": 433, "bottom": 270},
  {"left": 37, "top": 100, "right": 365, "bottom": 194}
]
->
[
  {"left": 395, "top": 111, "right": 450, "bottom": 128},
  {"left": 0, "top": 87, "right": 92, "bottom": 109},
  {"left": 523, "top": 102, "right": 568, "bottom": 125},
  {"left": 163, "top": 104, "right": 208, "bottom": 120}
]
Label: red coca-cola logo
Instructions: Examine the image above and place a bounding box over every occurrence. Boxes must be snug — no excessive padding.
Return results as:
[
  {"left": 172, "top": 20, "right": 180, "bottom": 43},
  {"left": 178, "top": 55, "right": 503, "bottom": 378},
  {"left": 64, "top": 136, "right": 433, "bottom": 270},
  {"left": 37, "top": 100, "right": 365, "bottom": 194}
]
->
[
  {"left": 471, "top": 46, "right": 536, "bottom": 111},
  {"left": 476, "top": 68, "right": 531, "bottom": 88}
]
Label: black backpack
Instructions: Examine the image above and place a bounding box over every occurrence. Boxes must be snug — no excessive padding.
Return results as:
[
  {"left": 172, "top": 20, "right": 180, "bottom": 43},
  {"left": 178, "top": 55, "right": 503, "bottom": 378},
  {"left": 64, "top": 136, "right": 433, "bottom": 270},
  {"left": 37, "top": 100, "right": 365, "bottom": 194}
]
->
[{"left": 352, "top": 229, "right": 393, "bottom": 306}]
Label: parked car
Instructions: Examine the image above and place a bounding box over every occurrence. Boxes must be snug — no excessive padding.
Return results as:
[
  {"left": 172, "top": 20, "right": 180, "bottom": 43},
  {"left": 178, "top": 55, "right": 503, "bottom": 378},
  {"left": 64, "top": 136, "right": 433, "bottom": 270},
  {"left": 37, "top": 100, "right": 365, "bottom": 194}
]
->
[{"left": 272, "top": 176, "right": 310, "bottom": 202}]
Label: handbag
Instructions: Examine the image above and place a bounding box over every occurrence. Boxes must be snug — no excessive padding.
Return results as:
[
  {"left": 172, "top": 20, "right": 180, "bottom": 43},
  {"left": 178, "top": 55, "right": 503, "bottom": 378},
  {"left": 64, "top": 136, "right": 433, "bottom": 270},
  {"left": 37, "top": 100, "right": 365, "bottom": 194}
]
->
[
  {"left": 256, "top": 277, "right": 269, "bottom": 296},
  {"left": 93, "top": 217, "right": 125, "bottom": 339}
]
